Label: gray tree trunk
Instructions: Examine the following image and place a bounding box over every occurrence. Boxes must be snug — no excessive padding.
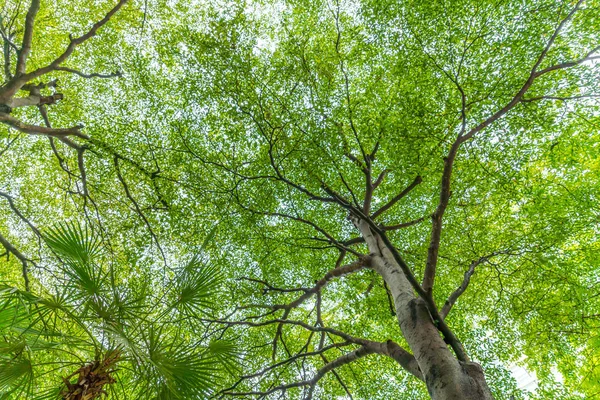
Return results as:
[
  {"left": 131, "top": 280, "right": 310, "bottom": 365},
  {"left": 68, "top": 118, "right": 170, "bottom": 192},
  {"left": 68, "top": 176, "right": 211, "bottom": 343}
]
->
[{"left": 356, "top": 220, "right": 494, "bottom": 399}]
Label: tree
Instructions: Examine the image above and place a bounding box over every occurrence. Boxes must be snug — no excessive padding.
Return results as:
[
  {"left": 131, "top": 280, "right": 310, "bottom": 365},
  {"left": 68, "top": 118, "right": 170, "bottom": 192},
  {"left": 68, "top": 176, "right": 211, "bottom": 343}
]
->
[
  {"left": 162, "top": 0, "right": 598, "bottom": 398},
  {"left": 0, "top": 222, "right": 237, "bottom": 398},
  {"left": 0, "top": 1, "right": 238, "bottom": 398},
  {"left": 1, "top": 0, "right": 599, "bottom": 399}
]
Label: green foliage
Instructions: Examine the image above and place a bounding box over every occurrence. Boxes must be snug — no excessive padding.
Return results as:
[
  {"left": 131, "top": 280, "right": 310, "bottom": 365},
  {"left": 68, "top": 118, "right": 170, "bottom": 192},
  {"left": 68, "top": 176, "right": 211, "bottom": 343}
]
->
[
  {"left": 0, "top": 224, "right": 235, "bottom": 399},
  {"left": 0, "top": 0, "right": 599, "bottom": 398}
]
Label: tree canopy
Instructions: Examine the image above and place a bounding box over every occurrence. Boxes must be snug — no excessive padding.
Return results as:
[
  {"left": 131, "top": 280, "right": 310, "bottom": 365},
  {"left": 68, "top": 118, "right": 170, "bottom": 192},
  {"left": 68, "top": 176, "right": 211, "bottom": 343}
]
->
[{"left": 0, "top": 0, "right": 599, "bottom": 399}]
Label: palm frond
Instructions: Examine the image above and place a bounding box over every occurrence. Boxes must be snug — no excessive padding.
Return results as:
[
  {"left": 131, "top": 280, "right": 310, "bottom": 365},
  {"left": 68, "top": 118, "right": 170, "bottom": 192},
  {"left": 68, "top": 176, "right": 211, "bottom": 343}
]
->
[
  {"left": 151, "top": 344, "right": 220, "bottom": 399},
  {"left": 45, "top": 223, "right": 105, "bottom": 297},
  {"left": 174, "top": 258, "right": 223, "bottom": 316},
  {"left": 204, "top": 339, "right": 242, "bottom": 377},
  {"left": 44, "top": 223, "right": 101, "bottom": 265},
  {"left": 0, "top": 357, "right": 32, "bottom": 393}
]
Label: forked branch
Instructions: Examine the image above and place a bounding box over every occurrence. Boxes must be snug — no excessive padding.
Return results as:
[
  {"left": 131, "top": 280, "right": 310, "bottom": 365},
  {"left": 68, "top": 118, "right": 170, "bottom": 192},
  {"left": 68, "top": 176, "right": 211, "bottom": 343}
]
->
[{"left": 422, "top": 0, "right": 596, "bottom": 295}]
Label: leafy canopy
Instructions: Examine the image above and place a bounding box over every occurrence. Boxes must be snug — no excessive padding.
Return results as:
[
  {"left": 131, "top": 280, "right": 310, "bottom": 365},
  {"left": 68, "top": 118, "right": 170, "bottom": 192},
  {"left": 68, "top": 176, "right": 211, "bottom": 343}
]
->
[{"left": 0, "top": 0, "right": 599, "bottom": 399}]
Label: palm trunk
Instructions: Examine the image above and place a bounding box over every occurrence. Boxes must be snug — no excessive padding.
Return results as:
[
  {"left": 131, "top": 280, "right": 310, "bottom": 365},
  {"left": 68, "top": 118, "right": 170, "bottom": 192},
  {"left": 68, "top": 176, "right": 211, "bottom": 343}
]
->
[{"left": 356, "top": 219, "right": 494, "bottom": 399}]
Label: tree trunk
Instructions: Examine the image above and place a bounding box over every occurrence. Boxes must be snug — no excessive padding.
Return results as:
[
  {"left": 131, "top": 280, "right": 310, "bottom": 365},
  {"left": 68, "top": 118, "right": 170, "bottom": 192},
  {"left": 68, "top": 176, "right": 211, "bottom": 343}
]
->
[{"left": 356, "top": 220, "right": 494, "bottom": 399}]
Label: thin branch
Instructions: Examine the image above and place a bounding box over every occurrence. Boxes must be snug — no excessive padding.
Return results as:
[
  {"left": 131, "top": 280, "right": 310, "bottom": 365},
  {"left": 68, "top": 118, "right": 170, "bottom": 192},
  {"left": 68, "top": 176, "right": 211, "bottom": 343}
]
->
[
  {"left": 0, "top": 135, "right": 19, "bottom": 157},
  {"left": 77, "top": 147, "right": 88, "bottom": 197},
  {"left": 440, "top": 250, "right": 511, "bottom": 319},
  {"left": 224, "top": 346, "right": 374, "bottom": 398},
  {"left": 0, "top": 230, "right": 30, "bottom": 290},
  {"left": 55, "top": 66, "right": 122, "bottom": 79},
  {"left": 246, "top": 257, "right": 368, "bottom": 361},
  {"left": 1, "top": 0, "right": 129, "bottom": 99},
  {"left": 372, "top": 169, "right": 388, "bottom": 189},
  {"left": 331, "top": 2, "right": 367, "bottom": 164},
  {"left": 113, "top": 156, "right": 166, "bottom": 265},
  {"left": 371, "top": 176, "right": 422, "bottom": 220},
  {"left": 521, "top": 94, "right": 600, "bottom": 102},
  {"left": 226, "top": 341, "right": 351, "bottom": 386},
  {"left": 249, "top": 257, "right": 369, "bottom": 312},
  {"left": 236, "top": 202, "right": 362, "bottom": 257},
  {"left": 0, "top": 191, "right": 42, "bottom": 238},
  {"left": 382, "top": 215, "right": 427, "bottom": 231},
  {"left": 239, "top": 277, "right": 308, "bottom": 295},
  {"left": 1, "top": 29, "right": 16, "bottom": 80},
  {"left": 342, "top": 237, "right": 365, "bottom": 246}
]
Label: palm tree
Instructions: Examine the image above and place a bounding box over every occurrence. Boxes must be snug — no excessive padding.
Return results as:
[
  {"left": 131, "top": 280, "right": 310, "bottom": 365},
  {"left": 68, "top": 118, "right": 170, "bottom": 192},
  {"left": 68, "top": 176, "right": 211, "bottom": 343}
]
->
[{"left": 0, "top": 223, "right": 238, "bottom": 399}]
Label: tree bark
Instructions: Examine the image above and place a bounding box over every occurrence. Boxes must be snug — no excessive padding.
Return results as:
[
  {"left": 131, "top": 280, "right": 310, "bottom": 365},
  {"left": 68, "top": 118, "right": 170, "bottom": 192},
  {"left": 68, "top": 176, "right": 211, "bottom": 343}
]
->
[{"left": 355, "top": 219, "right": 494, "bottom": 399}]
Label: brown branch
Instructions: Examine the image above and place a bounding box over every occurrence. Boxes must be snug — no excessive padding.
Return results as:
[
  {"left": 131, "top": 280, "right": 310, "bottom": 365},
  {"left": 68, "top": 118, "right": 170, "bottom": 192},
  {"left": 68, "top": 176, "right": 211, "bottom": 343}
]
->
[
  {"left": 304, "top": 346, "right": 370, "bottom": 400},
  {"left": 334, "top": 249, "right": 346, "bottom": 268},
  {"left": 239, "top": 277, "right": 308, "bottom": 295},
  {"left": 521, "top": 94, "right": 600, "bottom": 103},
  {"left": 422, "top": 0, "right": 590, "bottom": 296},
  {"left": 268, "top": 158, "right": 336, "bottom": 204},
  {"left": 38, "top": 105, "right": 86, "bottom": 189},
  {"left": 2, "top": 29, "right": 15, "bottom": 80},
  {"left": 48, "top": 137, "right": 77, "bottom": 179},
  {"left": 382, "top": 215, "right": 427, "bottom": 231},
  {"left": 15, "top": 0, "right": 41, "bottom": 75},
  {"left": 77, "top": 147, "right": 88, "bottom": 197},
  {"left": 0, "top": 191, "right": 42, "bottom": 239},
  {"left": 372, "top": 169, "right": 388, "bottom": 189},
  {"left": 246, "top": 258, "right": 368, "bottom": 361},
  {"left": 383, "top": 281, "right": 395, "bottom": 317},
  {"left": 0, "top": 28, "right": 18, "bottom": 53},
  {"left": 113, "top": 156, "right": 166, "bottom": 264},
  {"left": 320, "top": 352, "right": 354, "bottom": 399},
  {"left": 1, "top": 0, "right": 129, "bottom": 99},
  {"left": 225, "top": 341, "right": 351, "bottom": 390},
  {"left": 224, "top": 337, "right": 422, "bottom": 398},
  {"left": 55, "top": 66, "right": 122, "bottom": 79},
  {"left": 0, "top": 135, "right": 18, "bottom": 158},
  {"left": 460, "top": 1, "right": 591, "bottom": 144},
  {"left": 26, "top": 0, "right": 129, "bottom": 80},
  {"left": 215, "top": 315, "right": 424, "bottom": 383},
  {"left": 0, "top": 230, "right": 30, "bottom": 291},
  {"left": 363, "top": 154, "right": 374, "bottom": 214},
  {"left": 236, "top": 202, "right": 362, "bottom": 257},
  {"left": 89, "top": 139, "right": 170, "bottom": 209},
  {"left": 260, "top": 258, "right": 369, "bottom": 312},
  {"left": 0, "top": 112, "right": 87, "bottom": 139},
  {"left": 271, "top": 309, "right": 290, "bottom": 361},
  {"left": 224, "top": 346, "right": 374, "bottom": 398},
  {"left": 341, "top": 237, "right": 364, "bottom": 246},
  {"left": 371, "top": 176, "right": 422, "bottom": 220},
  {"left": 440, "top": 251, "right": 511, "bottom": 319}
]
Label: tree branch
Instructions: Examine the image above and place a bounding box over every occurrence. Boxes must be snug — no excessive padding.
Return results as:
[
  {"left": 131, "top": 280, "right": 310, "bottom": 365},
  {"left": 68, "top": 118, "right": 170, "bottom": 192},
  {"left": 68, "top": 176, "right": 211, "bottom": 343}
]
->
[
  {"left": 422, "top": 0, "right": 591, "bottom": 295},
  {"left": 0, "top": 191, "right": 42, "bottom": 239},
  {"left": 113, "top": 156, "right": 166, "bottom": 265},
  {"left": 0, "top": 230, "right": 31, "bottom": 290},
  {"left": 224, "top": 346, "right": 374, "bottom": 398},
  {"left": 243, "top": 257, "right": 369, "bottom": 313},
  {"left": 0, "top": 112, "right": 87, "bottom": 138},
  {"left": 382, "top": 215, "right": 427, "bottom": 231},
  {"left": 55, "top": 66, "right": 122, "bottom": 79},
  {"left": 440, "top": 250, "right": 511, "bottom": 319},
  {"left": 15, "top": 0, "right": 41, "bottom": 75},
  {"left": 521, "top": 94, "right": 600, "bottom": 103},
  {"left": 0, "top": 0, "right": 129, "bottom": 99},
  {"left": 371, "top": 176, "right": 422, "bottom": 220}
]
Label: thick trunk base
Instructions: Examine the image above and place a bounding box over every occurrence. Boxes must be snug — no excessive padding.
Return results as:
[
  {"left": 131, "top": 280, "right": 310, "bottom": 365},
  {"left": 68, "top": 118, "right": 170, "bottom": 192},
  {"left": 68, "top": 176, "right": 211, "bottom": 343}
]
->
[{"left": 426, "top": 360, "right": 494, "bottom": 400}]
